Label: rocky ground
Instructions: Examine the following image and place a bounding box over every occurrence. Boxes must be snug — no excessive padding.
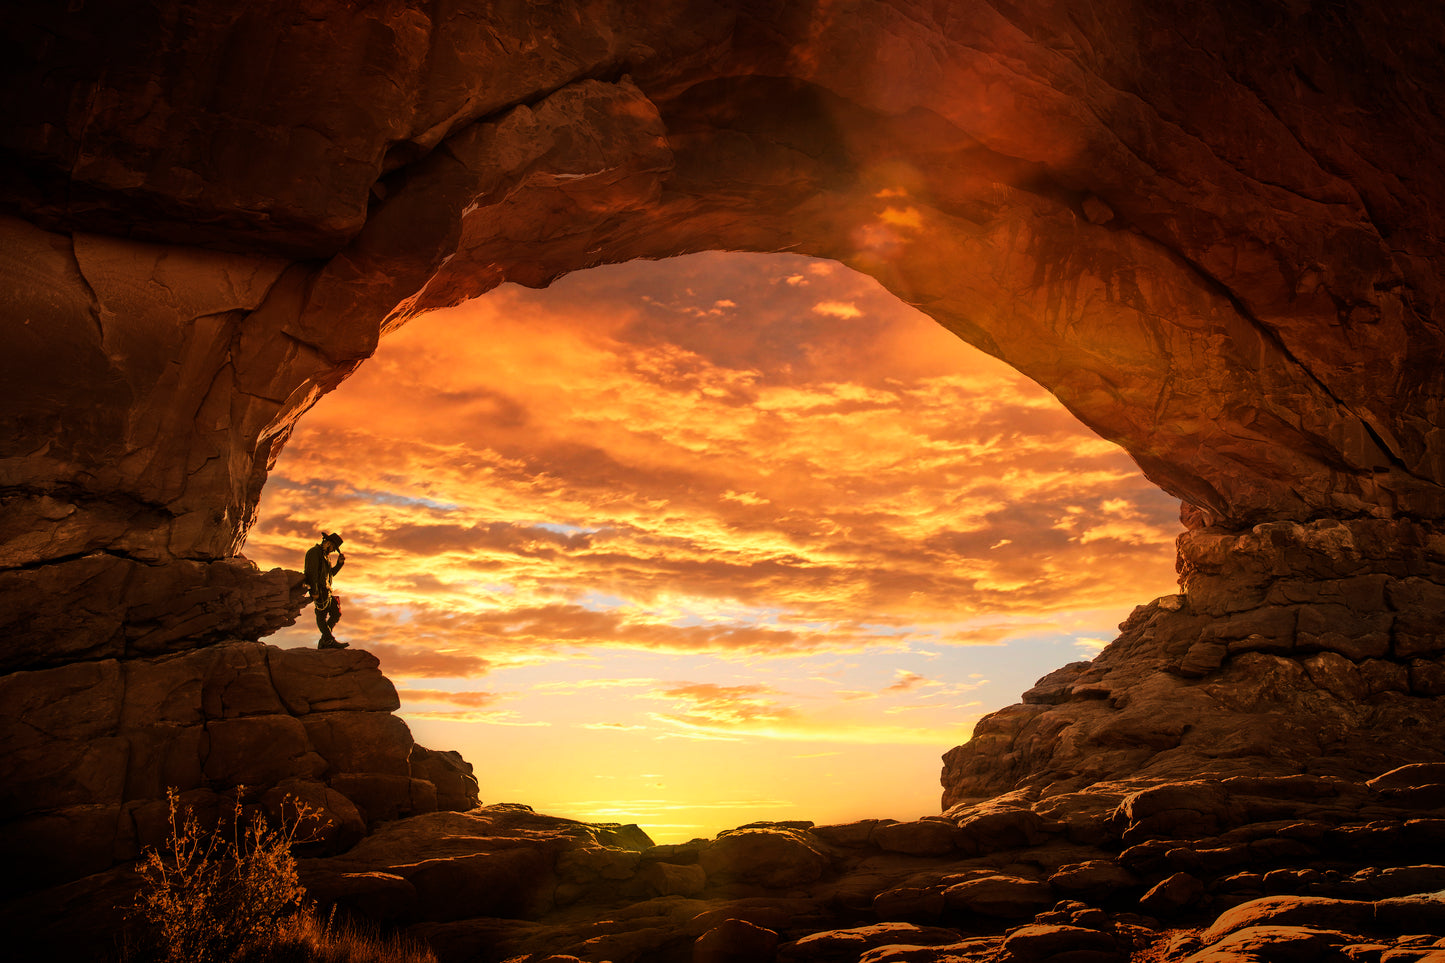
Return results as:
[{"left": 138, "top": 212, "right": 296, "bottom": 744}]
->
[
  {"left": 299, "top": 764, "right": 1445, "bottom": 963},
  {"left": 7, "top": 726, "right": 1444, "bottom": 961}
]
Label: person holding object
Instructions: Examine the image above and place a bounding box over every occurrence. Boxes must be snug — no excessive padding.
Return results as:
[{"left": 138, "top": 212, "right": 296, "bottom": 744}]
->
[{"left": 304, "top": 531, "right": 348, "bottom": 649}]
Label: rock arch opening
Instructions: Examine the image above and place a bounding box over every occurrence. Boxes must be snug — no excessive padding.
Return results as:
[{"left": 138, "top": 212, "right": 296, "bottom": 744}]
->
[{"left": 244, "top": 250, "right": 1181, "bottom": 840}]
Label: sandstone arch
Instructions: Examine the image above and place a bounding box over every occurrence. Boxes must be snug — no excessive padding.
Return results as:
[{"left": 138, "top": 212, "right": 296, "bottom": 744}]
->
[{"left": 4, "top": 0, "right": 1445, "bottom": 889}]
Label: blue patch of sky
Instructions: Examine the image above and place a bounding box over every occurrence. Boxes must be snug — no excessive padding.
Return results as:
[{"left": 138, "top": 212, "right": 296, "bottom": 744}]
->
[
  {"left": 577, "top": 591, "right": 633, "bottom": 612},
  {"left": 854, "top": 622, "right": 916, "bottom": 638},
  {"left": 533, "top": 522, "right": 596, "bottom": 537},
  {"left": 350, "top": 488, "right": 461, "bottom": 512}
]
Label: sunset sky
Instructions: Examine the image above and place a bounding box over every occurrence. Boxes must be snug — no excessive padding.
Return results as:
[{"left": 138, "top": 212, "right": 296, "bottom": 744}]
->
[{"left": 246, "top": 251, "right": 1181, "bottom": 842}]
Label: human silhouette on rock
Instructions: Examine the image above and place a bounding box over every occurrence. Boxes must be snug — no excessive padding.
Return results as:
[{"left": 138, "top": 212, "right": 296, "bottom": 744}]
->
[{"left": 304, "top": 531, "right": 348, "bottom": 649}]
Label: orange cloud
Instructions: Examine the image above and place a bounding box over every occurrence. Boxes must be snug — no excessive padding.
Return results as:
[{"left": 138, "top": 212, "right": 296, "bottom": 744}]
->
[
  {"left": 248, "top": 252, "right": 1179, "bottom": 684},
  {"left": 811, "top": 300, "right": 864, "bottom": 319},
  {"left": 397, "top": 688, "right": 501, "bottom": 708}
]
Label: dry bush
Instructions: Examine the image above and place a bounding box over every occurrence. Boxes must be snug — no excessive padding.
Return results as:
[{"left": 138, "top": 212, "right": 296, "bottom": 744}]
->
[
  {"left": 125, "top": 788, "right": 436, "bottom": 963},
  {"left": 126, "top": 788, "right": 310, "bottom": 963}
]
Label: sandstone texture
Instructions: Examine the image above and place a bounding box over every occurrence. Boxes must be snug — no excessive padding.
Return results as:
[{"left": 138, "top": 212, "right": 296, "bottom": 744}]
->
[
  {"left": 5, "top": 1, "right": 1445, "bottom": 962},
  {"left": 9, "top": 764, "right": 1445, "bottom": 961},
  {"left": 0, "top": 642, "right": 478, "bottom": 895},
  {"left": 940, "top": 518, "right": 1445, "bottom": 804},
  {"left": 5, "top": 0, "right": 1445, "bottom": 626}
]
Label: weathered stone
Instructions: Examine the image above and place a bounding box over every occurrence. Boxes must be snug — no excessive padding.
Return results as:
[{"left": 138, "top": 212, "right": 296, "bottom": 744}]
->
[
  {"left": 1387, "top": 580, "right": 1445, "bottom": 658},
  {"left": 1048, "top": 860, "right": 1140, "bottom": 897},
  {"left": 410, "top": 746, "right": 480, "bottom": 813},
  {"left": 873, "top": 885, "right": 946, "bottom": 921},
  {"left": 1178, "top": 642, "right": 1229, "bottom": 678},
  {"left": 557, "top": 845, "right": 642, "bottom": 884},
  {"left": 301, "top": 711, "right": 414, "bottom": 777},
  {"left": 812, "top": 819, "right": 891, "bottom": 848},
  {"left": 694, "top": 918, "right": 779, "bottom": 963},
  {"left": 1139, "top": 871, "right": 1205, "bottom": 914},
  {"left": 699, "top": 829, "right": 830, "bottom": 889},
  {"left": 326, "top": 773, "right": 427, "bottom": 824},
  {"left": 260, "top": 777, "right": 366, "bottom": 852},
  {"left": 1295, "top": 604, "right": 1391, "bottom": 660},
  {"left": 1368, "top": 764, "right": 1445, "bottom": 792},
  {"left": 1301, "top": 652, "right": 1370, "bottom": 703},
  {"left": 1183, "top": 925, "right": 1353, "bottom": 963},
  {"left": 942, "top": 876, "right": 1053, "bottom": 918},
  {"left": 956, "top": 807, "right": 1049, "bottom": 851},
  {"left": 1120, "top": 781, "right": 1231, "bottom": 840},
  {"left": 1408, "top": 660, "right": 1445, "bottom": 696},
  {"left": 302, "top": 870, "right": 418, "bottom": 922},
  {"left": 268, "top": 647, "right": 400, "bottom": 714},
  {"left": 638, "top": 861, "right": 707, "bottom": 898},
  {"left": 1001, "top": 925, "right": 1118, "bottom": 962},
  {"left": 778, "top": 923, "right": 965, "bottom": 963},
  {"left": 203, "top": 714, "right": 326, "bottom": 785},
  {"left": 873, "top": 819, "right": 958, "bottom": 856}
]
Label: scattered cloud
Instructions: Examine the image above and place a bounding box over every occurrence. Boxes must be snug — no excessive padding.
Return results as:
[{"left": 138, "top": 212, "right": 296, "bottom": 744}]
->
[
  {"left": 247, "top": 251, "right": 1179, "bottom": 759},
  {"left": 397, "top": 688, "right": 501, "bottom": 708},
  {"left": 812, "top": 300, "right": 863, "bottom": 319},
  {"left": 885, "top": 670, "right": 933, "bottom": 693}
]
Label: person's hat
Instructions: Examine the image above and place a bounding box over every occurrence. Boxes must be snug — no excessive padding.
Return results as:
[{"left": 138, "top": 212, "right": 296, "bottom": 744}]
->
[{"left": 323, "top": 532, "right": 344, "bottom": 548}]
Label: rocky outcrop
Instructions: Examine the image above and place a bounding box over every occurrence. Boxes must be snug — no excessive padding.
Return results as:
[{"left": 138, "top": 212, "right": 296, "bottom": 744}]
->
[
  {"left": 0, "top": 555, "right": 305, "bottom": 673},
  {"left": 0, "top": 642, "right": 477, "bottom": 895},
  {"left": 941, "top": 518, "right": 1445, "bottom": 805}
]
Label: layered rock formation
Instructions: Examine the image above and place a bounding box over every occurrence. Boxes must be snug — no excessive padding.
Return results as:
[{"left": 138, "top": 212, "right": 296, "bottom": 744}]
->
[
  {"left": 10, "top": 762, "right": 1443, "bottom": 961},
  {"left": 0, "top": 642, "right": 478, "bottom": 896},
  {"left": 4, "top": 0, "right": 1445, "bottom": 958},
  {"left": 942, "top": 519, "right": 1445, "bottom": 804}
]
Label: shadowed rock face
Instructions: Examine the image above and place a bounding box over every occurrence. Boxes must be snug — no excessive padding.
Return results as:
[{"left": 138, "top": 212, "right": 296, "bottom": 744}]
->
[
  {"left": 4, "top": 0, "right": 1445, "bottom": 936},
  {"left": 0, "top": 642, "right": 479, "bottom": 896}
]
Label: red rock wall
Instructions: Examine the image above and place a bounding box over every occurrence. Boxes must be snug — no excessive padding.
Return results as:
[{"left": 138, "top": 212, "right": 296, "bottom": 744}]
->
[
  {"left": 0, "top": 642, "right": 477, "bottom": 895},
  {"left": 3, "top": 0, "right": 1445, "bottom": 876}
]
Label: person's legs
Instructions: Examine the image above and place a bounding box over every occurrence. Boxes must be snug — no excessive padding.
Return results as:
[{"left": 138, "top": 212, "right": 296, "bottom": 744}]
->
[
  {"left": 318, "top": 597, "right": 348, "bottom": 648},
  {"left": 315, "top": 599, "right": 332, "bottom": 643}
]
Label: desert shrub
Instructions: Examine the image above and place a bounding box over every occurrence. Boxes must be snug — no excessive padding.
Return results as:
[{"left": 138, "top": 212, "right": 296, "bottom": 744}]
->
[{"left": 127, "top": 788, "right": 311, "bottom": 963}]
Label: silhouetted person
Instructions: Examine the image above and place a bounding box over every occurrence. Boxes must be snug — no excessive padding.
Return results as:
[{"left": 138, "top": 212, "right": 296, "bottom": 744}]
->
[{"left": 304, "top": 532, "right": 348, "bottom": 649}]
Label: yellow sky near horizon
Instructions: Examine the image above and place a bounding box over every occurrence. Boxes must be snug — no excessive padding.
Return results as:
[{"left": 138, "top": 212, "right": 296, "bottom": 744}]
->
[{"left": 246, "top": 251, "right": 1181, "bottom": 841}]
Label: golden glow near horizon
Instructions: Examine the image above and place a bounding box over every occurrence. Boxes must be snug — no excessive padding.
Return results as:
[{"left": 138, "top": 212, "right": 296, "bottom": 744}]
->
[{"left": 246, "top": 252, "right": 1180, "bottom": 841}]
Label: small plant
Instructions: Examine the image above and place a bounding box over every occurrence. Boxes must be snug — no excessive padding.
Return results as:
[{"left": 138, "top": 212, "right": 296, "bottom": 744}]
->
[
  {"left": 237, "top": 905, "right": 438, "bottom": 963},
  {"left": 127, "top": 788, "right": 312, "bottom": 963}
]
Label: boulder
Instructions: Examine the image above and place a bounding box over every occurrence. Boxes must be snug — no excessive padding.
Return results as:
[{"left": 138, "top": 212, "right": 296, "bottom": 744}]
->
[
  {"left": 1182, "top": 926, "right": 1353, "bottom": 963},
  {"left": 942, "top": 876, "right": 1054, "bottom": 918},
  {"left": 777, "top": 923, "right": 966, "bottom": 963},
  {"left": 873, "top": 819, "right": 959, "bottom": 856},
  {"left": 694, "top": 918, "right": 779, "bottom": 963},
  {"left": 1048, "top": 860, "right": 1141, "bottom": 897},
  {"left": 699, "top": 829, "right": 830, "bottom": 889},
  {"left": 410, "top": 746, "right": 480, "bottom": 812},
  {"left": 1000, "top": 925, "right": 1119, "bottom": 963},
  {"left": 1139, "top": 872, "right": 1205, "bottom": 914}
]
